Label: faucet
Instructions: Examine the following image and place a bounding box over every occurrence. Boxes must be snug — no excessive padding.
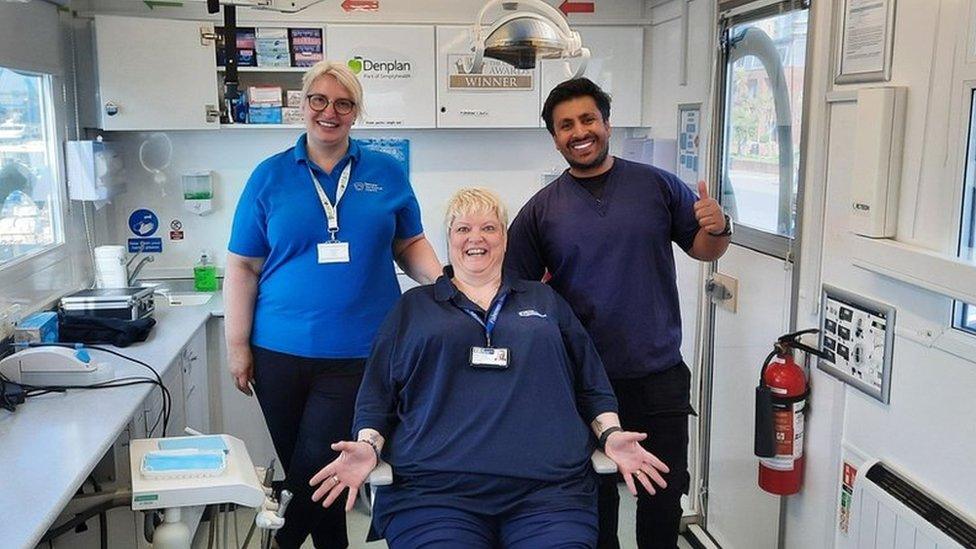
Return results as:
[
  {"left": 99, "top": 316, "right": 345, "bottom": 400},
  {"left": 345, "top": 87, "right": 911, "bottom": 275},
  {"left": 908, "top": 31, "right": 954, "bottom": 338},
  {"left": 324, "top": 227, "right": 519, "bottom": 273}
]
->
[{"left": 127, "top": 255, "right": 154, "bottom": 286}]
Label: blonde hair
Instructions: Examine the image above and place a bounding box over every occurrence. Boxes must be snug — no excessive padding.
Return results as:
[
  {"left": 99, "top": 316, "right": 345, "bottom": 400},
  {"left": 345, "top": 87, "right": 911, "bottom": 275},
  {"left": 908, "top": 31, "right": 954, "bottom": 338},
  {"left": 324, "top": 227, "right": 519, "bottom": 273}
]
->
[
  {"left": 445, "top": 188, "right": 508, "bottom": 231},
  {"left": 301, "top": 61, "right": 364, "bottom": 121}
]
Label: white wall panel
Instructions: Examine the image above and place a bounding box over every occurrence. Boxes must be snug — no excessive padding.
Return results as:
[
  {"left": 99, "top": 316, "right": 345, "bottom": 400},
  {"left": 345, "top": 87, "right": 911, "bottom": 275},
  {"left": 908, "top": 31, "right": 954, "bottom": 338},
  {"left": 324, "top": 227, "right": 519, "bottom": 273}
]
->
[
  {"left": 540, "top": 26, "right": 644, "bottom": 127},
  {"left": 326, "top": 25, "right": 436, "bottom": 128}
]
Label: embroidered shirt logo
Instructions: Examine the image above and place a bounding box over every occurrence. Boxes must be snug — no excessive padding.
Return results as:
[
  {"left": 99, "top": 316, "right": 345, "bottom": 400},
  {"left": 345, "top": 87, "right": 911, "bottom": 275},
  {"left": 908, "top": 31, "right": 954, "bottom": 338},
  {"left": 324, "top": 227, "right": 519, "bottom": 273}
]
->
[
  {"left": 518, "top": 309, "right": 547, "bottom": 319},
  {"left": 353, "top": 181, "right": 384, "bottom": 192}
]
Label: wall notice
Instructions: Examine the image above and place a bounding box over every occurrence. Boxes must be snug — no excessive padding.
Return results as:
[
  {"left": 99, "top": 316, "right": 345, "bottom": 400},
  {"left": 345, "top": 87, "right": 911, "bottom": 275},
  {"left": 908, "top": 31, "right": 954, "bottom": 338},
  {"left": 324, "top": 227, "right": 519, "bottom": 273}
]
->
[{"left": 837, "top": 0, "right": 895, "bottom": 82}]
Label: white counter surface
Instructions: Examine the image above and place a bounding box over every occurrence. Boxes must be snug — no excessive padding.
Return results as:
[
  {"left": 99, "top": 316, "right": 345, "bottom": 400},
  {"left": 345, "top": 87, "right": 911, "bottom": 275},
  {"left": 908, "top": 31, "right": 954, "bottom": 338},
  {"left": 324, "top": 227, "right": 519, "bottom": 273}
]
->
[{"left": 0, "top": 296, "right": 223, "bottom": 548}]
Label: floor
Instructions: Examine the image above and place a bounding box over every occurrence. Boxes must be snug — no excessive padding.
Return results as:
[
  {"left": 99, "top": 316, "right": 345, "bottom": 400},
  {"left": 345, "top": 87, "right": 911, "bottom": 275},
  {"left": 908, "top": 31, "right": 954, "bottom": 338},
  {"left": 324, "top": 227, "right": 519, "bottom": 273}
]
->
[{"left": 201, "top": 484, "right": 695, "bottom": 549}]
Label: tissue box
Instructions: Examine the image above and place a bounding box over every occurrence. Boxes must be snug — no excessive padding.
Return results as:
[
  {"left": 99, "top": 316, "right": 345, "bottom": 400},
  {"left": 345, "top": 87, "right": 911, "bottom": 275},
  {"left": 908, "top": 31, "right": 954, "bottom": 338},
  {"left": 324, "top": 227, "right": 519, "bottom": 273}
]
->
[
  {"left": 282, "top": 107, "right": 302, "bottom": 125},
  {"left": 247, "top": 86, "right": 283, "bottom": 106},
  {"left": 248, "top": 105, "right": 282, "bottom": 124},
  {"left": 14, "top": 311, "right": 59, "bottom": 344},
  {"left": 257, "top": 52, "right": 291, "bottom": 68},
  {"left": 256, "top": 27, "right": 288, "bottom": 40},
  {"left": 292, "top": 51, "right": 323, "bottom": 67},
  {"left": 286, "top": 90, "right": 303, "bottom": 107}
]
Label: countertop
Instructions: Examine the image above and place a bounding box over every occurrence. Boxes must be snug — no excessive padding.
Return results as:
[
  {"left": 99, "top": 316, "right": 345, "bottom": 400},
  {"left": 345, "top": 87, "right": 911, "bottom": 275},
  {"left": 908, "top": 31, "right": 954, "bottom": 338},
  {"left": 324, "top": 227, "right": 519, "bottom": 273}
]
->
[{"left": 0, "top": 295, "right": 224, "bottom": 548}]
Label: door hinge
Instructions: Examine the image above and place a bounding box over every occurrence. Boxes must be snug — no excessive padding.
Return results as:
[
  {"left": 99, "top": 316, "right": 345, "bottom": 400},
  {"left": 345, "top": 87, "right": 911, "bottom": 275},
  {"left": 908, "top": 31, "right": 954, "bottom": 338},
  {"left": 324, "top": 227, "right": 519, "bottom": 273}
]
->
[
  {"left": 200, "top": 26, "right": 218, "bottom": 45},
  {"left": 205, "top": 104, "right": 221, "bottom": 123}
]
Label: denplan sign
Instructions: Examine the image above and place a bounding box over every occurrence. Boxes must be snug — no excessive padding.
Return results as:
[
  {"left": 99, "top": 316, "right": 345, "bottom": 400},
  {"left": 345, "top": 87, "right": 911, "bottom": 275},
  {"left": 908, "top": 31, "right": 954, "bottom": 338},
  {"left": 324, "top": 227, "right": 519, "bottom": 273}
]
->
[{"left": 327, "top": 25, "right": 435, "bottom": 128}]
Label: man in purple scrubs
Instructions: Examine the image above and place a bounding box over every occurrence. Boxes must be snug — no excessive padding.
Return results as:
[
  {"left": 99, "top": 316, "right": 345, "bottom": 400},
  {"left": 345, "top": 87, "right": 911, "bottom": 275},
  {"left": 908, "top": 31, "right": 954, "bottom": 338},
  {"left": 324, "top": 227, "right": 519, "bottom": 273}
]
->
[{"left": 505, "top": 78, "right": 731, "bottom": 549}]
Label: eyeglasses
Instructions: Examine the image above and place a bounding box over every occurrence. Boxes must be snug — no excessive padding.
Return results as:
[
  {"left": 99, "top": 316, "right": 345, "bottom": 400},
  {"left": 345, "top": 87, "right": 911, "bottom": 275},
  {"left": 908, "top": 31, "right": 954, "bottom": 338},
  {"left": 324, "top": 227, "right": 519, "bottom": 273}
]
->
[{"left": 305, "top": 94, "right": 356, "bottom": 115}]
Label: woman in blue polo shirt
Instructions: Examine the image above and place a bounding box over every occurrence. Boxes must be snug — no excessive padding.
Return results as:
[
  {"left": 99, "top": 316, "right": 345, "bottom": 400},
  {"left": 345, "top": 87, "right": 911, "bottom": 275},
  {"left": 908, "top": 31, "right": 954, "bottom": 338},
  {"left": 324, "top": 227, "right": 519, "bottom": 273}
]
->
[
  {"left": 308, "top": 189, "right": 670, "bottom": 548},
  {"left": 224, "top": 60, "right": 441, "bottom": 548}
]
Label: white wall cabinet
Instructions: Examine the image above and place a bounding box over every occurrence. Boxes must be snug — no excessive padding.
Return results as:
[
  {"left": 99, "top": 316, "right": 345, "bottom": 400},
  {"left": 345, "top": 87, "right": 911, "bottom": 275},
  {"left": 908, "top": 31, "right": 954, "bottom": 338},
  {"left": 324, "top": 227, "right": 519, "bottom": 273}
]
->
[
  {"left": 436, "top": 26, "right": 543, "bottom": 128},
  {"left": 327, "top": 25, "right": 436, "bottom": 128},
  {"left": 540, "top": 27, "right": 645, "bottom": 127},
  {"left": 94, "top": 15, "right": 220, "bottom": 130}
]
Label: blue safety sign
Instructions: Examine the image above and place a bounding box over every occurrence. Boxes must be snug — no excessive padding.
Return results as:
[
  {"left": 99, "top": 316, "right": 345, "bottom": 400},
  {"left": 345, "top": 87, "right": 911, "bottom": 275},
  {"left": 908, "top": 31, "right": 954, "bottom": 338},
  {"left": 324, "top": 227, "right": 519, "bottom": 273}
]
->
[
  {"left": 128, "top": 209, "right": 159, "bottom": 237},
  {"left": 128, "top": 238, "right": 162, "bottom": 253}
]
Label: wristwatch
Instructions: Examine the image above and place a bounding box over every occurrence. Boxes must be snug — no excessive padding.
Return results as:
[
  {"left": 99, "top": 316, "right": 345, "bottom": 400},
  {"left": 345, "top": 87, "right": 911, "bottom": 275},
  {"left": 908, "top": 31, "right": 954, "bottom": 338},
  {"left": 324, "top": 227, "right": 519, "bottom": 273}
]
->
[
  {"left": 598, "top": 426, "right": 623, "bottom": 450},
  {"left": 708, "top": 213, "right": 733, "bottom": 238}
]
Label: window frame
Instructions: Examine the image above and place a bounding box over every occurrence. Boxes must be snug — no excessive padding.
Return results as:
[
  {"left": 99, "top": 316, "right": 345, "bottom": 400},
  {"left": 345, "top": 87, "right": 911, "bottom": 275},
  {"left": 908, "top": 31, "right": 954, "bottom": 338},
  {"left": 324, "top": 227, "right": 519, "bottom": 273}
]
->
[
  {"left": 0, "top": 67, "right": 67, "bottom": 271},
  {"left": 716, "top": 2, "right": 811, "bottom": 260},
  {"left": 952, "top": 88, "right": 976, "bottom": 335},
  {"left": 0, "top": 65, "right": 73, "bottom": 295}
]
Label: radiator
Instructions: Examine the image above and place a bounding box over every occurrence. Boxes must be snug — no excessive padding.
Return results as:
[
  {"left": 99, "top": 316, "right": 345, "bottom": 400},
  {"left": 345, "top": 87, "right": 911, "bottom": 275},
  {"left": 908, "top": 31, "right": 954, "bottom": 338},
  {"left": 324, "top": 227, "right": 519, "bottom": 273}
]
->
[{"left": 846, "top": 461, "right": 976, "bottom": 549}]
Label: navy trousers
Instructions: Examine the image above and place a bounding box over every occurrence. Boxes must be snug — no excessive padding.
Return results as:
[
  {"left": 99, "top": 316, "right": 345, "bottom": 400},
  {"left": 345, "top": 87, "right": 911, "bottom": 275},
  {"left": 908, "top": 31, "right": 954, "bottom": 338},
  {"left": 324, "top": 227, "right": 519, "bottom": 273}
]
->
[
  {"left": 385, "top": 505, "right": 599, "bottom": 548},
  {"left": 597, "top": 362, "right": 693, "bottom": 549},
  {"left": 251, "top": 346, "right": 365, "bottom": 549}
]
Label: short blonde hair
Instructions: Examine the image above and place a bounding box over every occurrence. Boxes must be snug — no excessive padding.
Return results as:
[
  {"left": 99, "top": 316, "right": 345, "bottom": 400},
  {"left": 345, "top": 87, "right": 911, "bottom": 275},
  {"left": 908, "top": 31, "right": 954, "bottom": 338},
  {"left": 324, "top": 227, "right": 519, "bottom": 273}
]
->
[
  {"left": 301, "top": 60, "right": 364, "bottom": 120},
  {"left": 445, "top": 188, "right": 508, "bottom": 231}
]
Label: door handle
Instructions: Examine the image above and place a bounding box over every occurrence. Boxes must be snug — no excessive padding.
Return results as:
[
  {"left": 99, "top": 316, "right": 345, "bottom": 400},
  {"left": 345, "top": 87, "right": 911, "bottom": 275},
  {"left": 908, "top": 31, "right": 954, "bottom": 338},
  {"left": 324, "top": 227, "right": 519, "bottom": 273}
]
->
[
  {"left": 706, "top": 273, "right": 739, "bottom": 313},
  {"left": 706, "top": 278, "right": 732, "bottom": 301}
]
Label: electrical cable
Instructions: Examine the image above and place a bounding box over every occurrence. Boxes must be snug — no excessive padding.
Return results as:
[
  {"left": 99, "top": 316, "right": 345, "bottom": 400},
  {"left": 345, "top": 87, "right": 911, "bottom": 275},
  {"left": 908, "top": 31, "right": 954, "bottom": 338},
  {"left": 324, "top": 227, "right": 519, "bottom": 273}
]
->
[{"left": 23, "top": 342, "right": 171, "bottom": 435}]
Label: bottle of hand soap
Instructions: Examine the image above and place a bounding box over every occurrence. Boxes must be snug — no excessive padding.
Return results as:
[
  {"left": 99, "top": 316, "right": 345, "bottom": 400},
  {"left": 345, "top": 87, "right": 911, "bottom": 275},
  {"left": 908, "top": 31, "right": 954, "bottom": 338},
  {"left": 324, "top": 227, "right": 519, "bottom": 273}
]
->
[{"left": 193, "top": 251, "right": 218, "bottom": 292}]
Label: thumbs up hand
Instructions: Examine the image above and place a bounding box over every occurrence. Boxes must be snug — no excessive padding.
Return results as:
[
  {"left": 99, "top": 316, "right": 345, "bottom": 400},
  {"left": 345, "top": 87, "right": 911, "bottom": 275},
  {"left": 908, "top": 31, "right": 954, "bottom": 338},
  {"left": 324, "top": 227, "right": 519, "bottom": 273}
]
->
[{"left": 694, "top": 181, "right": 728, "bottom": 236}]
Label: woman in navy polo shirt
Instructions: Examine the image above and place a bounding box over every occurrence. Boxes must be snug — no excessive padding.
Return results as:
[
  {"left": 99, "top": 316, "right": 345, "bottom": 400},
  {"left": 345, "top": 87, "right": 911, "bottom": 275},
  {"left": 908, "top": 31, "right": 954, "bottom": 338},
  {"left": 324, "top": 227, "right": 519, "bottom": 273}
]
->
[
  {"left": 224, "top": 61, "right": 441, "bottom": 548},
  {"left": 308, "top": 189, "right": 670, "bottom": 548}
]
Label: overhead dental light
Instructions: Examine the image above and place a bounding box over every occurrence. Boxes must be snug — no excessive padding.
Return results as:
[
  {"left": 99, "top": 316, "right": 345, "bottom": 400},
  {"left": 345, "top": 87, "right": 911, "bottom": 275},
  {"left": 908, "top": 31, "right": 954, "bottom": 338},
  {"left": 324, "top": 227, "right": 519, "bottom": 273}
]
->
[{"left": 462, "top": 0, "right": 589, "bottom": 77}]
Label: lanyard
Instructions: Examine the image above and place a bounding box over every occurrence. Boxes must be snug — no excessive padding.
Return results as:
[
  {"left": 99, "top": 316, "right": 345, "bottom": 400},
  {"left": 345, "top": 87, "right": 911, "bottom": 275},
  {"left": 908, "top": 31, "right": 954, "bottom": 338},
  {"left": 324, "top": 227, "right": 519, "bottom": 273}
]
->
[
  {"left": 307, "top": 159, "right": 352, "bottom": 242},
  {"left": 461, "top": 292, "right": 508, "bottom": 347}
]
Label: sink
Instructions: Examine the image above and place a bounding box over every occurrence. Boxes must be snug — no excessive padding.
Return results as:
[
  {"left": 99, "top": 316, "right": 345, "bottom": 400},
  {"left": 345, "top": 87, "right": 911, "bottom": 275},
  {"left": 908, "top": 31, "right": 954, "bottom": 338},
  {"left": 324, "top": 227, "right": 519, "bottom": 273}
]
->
[
  {"left": 135, "top": 278, "right": 219, "bottom": 307},
  {"left": 164, "top": 292, "right": 213, "bottom": 307}
]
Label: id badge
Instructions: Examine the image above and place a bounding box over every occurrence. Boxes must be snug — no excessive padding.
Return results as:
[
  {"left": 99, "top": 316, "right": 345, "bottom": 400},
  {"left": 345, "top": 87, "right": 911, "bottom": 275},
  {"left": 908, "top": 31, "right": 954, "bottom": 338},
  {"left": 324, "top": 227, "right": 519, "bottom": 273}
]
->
[
  {"left": 317, "top": 241, "right": 350, "bottom": 264},
  {"left": 470, "top": 346, "right": 510, "bottom": 369}
]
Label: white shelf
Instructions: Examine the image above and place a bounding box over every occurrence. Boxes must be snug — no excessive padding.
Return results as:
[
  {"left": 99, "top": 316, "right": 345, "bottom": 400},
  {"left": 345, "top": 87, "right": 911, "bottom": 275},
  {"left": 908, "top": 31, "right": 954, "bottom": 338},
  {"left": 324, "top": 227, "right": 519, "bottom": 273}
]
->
[
  {"left": 217, "top": 66, "right": 307, "bottom": 73},
  {"left": 220, "top": 124, "right": 304, "bottom": 129},
  {"left": 850, "top": 234, "right": 976, "bottom": 304}
]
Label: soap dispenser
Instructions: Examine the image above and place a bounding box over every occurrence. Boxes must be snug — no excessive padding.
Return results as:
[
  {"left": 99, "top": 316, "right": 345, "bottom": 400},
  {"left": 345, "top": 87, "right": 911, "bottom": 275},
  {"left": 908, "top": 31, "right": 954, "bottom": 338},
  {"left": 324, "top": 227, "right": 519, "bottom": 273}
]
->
[{"left": 193, "top": 251, "right": 218, "bottom": 292}]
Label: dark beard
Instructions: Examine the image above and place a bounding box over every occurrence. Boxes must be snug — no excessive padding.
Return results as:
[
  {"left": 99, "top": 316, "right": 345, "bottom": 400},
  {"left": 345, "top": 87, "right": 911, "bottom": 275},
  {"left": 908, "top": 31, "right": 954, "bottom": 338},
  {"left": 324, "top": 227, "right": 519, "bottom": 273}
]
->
[{"left": 565, "top": 142, "right": 609, "bottom": 172}]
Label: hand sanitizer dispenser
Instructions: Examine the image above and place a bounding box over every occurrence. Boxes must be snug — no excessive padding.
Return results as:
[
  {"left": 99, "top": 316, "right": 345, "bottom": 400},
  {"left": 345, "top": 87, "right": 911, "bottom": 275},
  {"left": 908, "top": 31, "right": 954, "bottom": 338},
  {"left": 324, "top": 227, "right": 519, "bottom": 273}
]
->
[{"left": 182, "top": 171, "right": 214, "bottom": 215}]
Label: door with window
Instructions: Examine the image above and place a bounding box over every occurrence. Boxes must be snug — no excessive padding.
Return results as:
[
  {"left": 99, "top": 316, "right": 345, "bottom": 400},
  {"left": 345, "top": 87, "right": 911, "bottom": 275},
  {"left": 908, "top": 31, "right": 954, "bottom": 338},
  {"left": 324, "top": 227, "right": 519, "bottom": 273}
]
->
[{"left": 700, "top": 2, "right": 810, "bottom": 547}]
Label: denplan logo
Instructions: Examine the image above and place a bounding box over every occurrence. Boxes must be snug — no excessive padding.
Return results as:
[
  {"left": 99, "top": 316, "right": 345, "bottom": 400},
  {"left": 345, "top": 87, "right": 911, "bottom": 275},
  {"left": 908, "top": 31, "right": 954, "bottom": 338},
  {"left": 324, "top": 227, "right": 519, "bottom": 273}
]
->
[{"left": 347, "top": 55, "right": 412, "bottom": 80}]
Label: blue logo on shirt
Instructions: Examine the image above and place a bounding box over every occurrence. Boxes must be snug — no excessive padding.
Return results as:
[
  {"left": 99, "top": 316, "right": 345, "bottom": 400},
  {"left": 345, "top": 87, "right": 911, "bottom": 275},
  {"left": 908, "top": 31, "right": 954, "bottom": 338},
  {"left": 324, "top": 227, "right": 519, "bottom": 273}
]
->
[
  {"left": 353, "top": 181, "right": 384, "bottom": 193},
  {"left": 518, "top": 309, "right": 547, "bottom": 319}
]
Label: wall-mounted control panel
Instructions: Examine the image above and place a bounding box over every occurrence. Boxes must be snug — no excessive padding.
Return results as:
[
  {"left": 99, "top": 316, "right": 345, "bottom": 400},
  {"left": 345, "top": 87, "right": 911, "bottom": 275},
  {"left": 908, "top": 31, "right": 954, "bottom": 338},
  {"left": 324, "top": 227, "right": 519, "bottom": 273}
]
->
[{"left": 818, "top": 285, "right": 896, "bottom": 404}]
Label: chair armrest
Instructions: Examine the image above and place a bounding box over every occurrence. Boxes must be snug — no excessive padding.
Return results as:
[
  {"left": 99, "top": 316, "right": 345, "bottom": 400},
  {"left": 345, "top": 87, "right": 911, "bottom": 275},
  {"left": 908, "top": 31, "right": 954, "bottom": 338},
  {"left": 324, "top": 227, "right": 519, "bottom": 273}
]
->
[
  {"left": 591, "top": 449, "right": 617, "bottom": 474},
  {"left": 367, "top": 459, "right": 393, "bottom": 486}
]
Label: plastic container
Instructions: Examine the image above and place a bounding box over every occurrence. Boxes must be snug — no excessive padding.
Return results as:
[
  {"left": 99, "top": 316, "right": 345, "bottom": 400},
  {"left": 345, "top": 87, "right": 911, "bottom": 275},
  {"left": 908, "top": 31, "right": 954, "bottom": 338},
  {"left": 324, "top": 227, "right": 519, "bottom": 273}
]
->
[{"left": 193, "top": 252, "right": 218, "bottom": 292}]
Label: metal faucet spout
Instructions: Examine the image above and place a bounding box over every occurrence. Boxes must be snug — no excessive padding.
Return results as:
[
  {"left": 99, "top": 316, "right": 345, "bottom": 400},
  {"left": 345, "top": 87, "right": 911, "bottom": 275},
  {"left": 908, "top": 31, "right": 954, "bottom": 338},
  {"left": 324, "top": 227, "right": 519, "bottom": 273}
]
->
[{"left": 127, "top": 256, "right": 154, "bottom": 286}]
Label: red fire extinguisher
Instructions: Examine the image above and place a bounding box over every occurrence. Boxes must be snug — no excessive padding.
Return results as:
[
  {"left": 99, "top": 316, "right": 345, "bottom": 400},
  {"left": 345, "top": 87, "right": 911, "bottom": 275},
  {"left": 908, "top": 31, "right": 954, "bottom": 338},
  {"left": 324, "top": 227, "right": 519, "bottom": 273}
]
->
[{"left": 754, "top": 329, "right": 824, "bottom": 495}]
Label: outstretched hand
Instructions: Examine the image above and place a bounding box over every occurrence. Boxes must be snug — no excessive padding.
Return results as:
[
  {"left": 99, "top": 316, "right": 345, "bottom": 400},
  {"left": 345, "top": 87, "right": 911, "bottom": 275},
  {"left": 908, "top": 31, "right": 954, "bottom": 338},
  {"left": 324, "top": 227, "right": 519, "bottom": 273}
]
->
[
  {"left": 309, "top": 441, "right": 378, "bottom": 512},
  {"left": 603, "top": 431, "right": 670, "bottom": 497},
  {"left": 694, "top": 180, "right": 727, "bottom": 236}
]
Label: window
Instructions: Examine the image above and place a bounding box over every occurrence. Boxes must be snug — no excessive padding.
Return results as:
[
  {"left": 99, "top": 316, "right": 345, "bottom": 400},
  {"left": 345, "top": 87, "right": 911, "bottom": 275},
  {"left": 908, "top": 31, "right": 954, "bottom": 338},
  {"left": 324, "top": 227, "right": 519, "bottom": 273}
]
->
[
  {"left": 721, "top": 8, "right": 808, "bottom": 244},
  {"left": 0, "top": 67, "right": 62, "bottom": 267},
  {"left": 954, "top": 90, "right": 976, "bottom": 334}
]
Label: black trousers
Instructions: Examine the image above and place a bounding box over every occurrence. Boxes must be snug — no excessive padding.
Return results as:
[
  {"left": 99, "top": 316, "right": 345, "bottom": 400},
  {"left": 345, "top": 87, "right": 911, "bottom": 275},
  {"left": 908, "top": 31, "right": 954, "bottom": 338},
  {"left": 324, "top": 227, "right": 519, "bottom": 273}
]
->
[
  {"left": 597, "top": 362, "right": 693, "bottom": 549},
  {"left": 252, "top": 346, "right": 365, "bottom": 549}
]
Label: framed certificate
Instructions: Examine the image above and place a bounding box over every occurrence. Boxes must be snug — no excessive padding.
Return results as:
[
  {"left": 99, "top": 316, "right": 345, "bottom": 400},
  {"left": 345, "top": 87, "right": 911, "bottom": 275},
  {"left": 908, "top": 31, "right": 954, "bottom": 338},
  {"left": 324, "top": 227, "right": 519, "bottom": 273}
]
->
[{"left": 835, "top": 0, "right": 897, "bottom": 84}]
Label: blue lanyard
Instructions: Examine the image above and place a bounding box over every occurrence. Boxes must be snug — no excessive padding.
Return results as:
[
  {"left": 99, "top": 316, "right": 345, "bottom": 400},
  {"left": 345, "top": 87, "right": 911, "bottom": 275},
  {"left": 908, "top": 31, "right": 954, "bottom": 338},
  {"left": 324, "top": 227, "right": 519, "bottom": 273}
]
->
[{"left": 461, "top": 292, "right": 508, "bottom": 347}]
